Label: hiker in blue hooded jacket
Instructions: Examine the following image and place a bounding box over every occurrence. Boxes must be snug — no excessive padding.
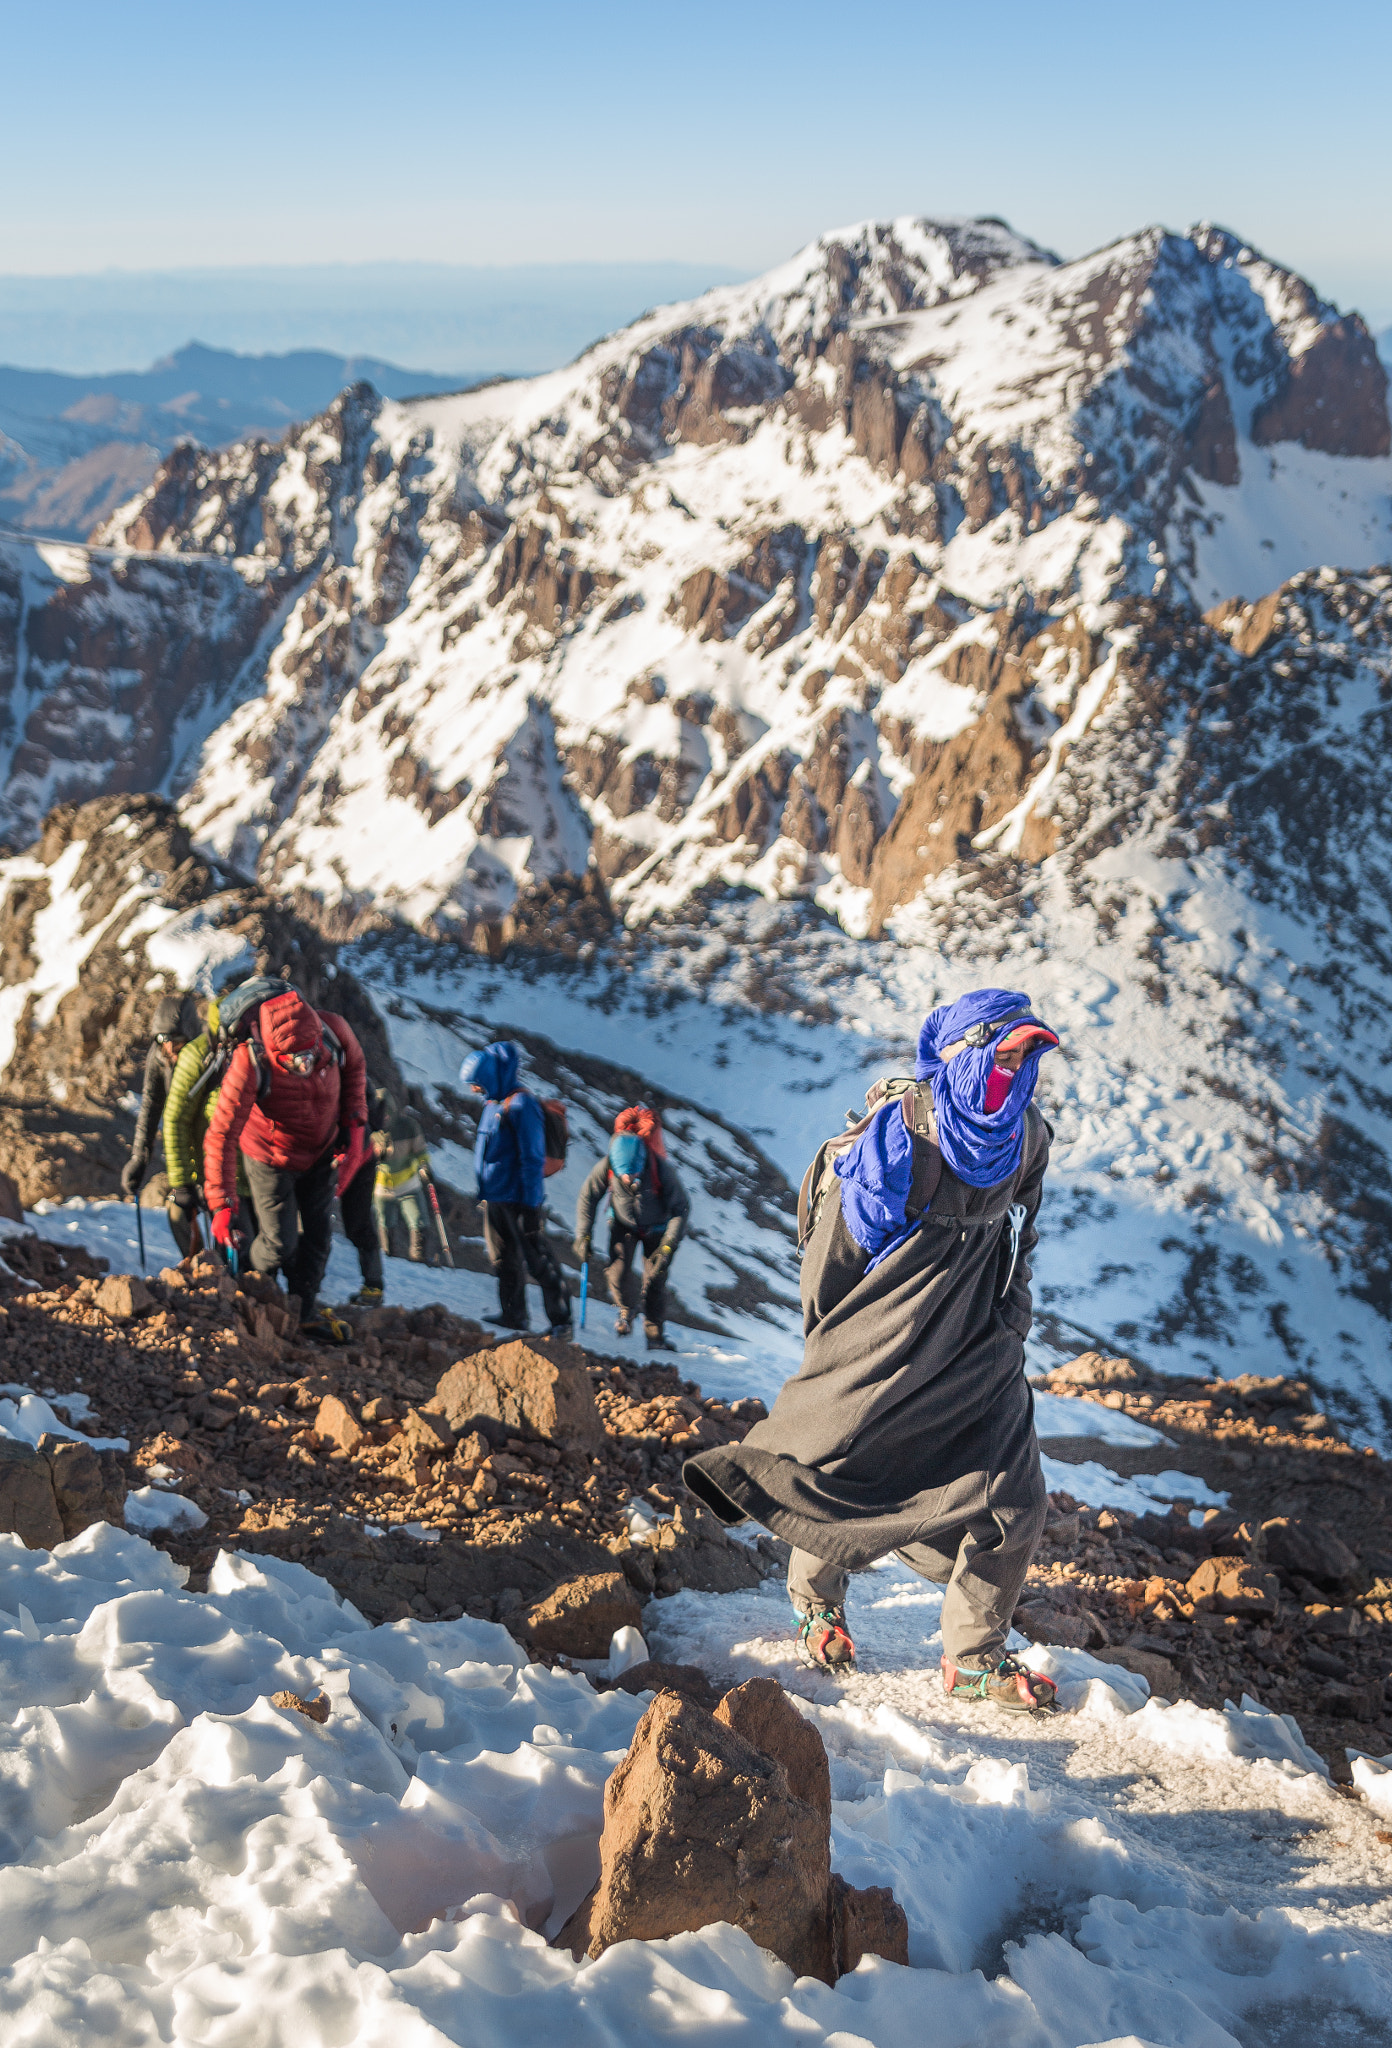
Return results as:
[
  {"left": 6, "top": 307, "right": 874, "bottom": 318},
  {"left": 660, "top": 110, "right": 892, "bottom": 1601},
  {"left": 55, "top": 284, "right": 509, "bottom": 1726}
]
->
[
  {"left": 575, "top": 1133, "right": 690, "bottom": 1350},
  {"left": 460, "top": 1041, "right": 571, "bottom": 1335},
  {"left": 685, "top": 987, "right": 1064, "bottom": 1716}
]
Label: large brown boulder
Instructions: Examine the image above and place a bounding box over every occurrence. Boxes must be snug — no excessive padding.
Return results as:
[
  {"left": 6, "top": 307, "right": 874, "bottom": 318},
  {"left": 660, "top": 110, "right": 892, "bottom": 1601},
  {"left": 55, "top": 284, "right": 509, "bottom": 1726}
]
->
[
  {"left": 428, "top": 1340, "right": 603, "bottom": 1452},
  {"left": 518, "top": 1570, "right": 642, "bottom": 1660},
  {"left": 563, "top": 1689, "right": 833, "bottom": 1979},
  {"left": 0, "top": 1168, "right": 21, "bottom": 1224}
]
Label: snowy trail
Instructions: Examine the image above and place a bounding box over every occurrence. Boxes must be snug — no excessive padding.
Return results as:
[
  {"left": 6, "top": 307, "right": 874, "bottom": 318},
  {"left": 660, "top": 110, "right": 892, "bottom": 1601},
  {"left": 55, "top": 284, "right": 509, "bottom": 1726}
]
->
[{"left": 649, "top": 1566, "right": 1392, "bottom": 2044}]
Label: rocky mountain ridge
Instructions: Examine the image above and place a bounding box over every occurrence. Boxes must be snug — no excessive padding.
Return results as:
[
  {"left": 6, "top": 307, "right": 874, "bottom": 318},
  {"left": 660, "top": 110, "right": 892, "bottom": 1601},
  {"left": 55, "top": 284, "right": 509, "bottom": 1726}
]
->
[{"left": 3, "top": 213, "right": 1386, "bottom": 943}]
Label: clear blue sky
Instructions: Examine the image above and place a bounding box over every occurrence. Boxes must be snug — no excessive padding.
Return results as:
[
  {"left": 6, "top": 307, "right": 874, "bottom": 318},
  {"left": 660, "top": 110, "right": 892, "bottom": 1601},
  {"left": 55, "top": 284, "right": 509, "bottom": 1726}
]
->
[{"left": 3, "top": 0, "right": 1390, "bottom": 325}]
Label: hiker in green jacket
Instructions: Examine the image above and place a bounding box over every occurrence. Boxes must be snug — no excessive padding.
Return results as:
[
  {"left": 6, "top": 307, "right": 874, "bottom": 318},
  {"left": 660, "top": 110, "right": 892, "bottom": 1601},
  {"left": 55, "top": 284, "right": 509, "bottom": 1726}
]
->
[
  {"left": 121, "top": 995, "right": 197, "bottom": 1206},
  {"left": 161, "top": 996, "right": 254, "bottom": 1258},
  {"left": 371, "top": 1091, "right": 431, "bottom": 1263}
]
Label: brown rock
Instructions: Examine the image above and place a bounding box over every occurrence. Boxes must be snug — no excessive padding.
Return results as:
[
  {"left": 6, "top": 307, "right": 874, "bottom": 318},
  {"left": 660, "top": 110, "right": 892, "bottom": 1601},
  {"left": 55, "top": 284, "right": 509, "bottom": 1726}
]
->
[
  {"left": 1186, "top": 1556, "right": 1278, "bottom": 1616},
  {"left": 1305, "top": 1605, "right": 1363, "bottom": 1638},
  {"left": 571, "top": 1689, "right": 833, "bottom": 1981},
  {"left": 429, "top": 1340, "right": 602, "bottom": 1452},
  {"left": 830, "top": 1874, "right": 910, "bottom": 1974},
  {"left": 610, "top": 1659, "right": 721, "bottom": 1712},
  {"left": 400, "top": 1406, "right": 453, "bottom": 1457},
  {"left": 1092, "top": 1644, "right": 1178, "bottom": 1696},
  {"left": 313, "top": 1395, "right": 365, "bottom": 1456},
  {"left": 38, "top": 1434, "right": 107, "bottom": 1540},
  {"left": 0, "top": 1168, "right": 21, "bottom": 1223},
  {"left": 95, "top": 1273, "right": 154, "bottom": 1321},
  {"left": 715, "top": 1677, "right": 831, "bottom": 1829},
  {"left": 519, "top": 1570, "right": 642, "bottom": 1660},
  {"left": 0, "top": 1440, "right": 63, "bottom": 1548},
  {"left": 269, "top": 1690, "right": 331, "bottom": 1723},
  {"left": 1261, "top": 1516, "right": 1360, "bottom": 1590},
  {"left": 650, "top": 1495, "right": 763, "bottom": 1598}
]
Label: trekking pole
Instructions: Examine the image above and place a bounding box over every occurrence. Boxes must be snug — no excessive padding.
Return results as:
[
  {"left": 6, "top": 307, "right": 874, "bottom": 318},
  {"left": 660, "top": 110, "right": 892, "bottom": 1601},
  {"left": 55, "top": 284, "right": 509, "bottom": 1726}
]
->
[
  {"left": 424, "top": 1174, "right": 455, "bottom": 1268},
  {"left": 134, "top": 1197, "right": 146, "bottom": 1273},
  {"left": 579, "top": 1258, "right": 589, "bottom": 1330}
]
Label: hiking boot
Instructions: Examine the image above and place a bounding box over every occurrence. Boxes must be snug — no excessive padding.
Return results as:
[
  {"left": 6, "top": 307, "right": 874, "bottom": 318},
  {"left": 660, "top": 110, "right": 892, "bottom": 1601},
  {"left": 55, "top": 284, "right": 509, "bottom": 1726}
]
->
[
  {"left": 941, "top": 1652, "right": 1059, "bottom": 1714},
  {"left": 300, "top": 1308, "right": 352, "bottom": 1346},
  {"left": 795, "top": 1605, "right": 857, "bottom": 1675},
  {"left": 614, "top": 1309, "right": 633, "bottom": 1336},
  {"left": 350, "top": 1283, "right": 383, "bottom": 1307},
  {"left": 645, "top": 1325, "right": 675, "bottom": 1353},
  {"left": 484, "top": 1312, "right": 531, "bottom": 1333},
  {"left": 548, "top": 1317, "right": 573, "bottom": 1339}
]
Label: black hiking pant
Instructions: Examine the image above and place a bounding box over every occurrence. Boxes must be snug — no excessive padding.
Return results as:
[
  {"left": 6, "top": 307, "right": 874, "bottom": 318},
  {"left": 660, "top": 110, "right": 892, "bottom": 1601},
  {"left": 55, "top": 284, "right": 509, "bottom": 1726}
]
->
[
  {"left": 243, "top": 1150, "right": 337, "bottom": 1316},
  {"left": 481, "top": 1200, "right": 570, "bottom": 1329},
  {"left": 340, "top": 1151, "right": 382, "bottom": 1290},
  {"left": 607, "top": 1224, "right": 670, "bottom": 1333}
]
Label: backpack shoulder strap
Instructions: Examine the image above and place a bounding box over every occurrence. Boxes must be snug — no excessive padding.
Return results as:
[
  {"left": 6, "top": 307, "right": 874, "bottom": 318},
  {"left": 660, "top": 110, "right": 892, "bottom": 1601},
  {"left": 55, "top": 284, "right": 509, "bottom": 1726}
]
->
[{"left": 901, "top": 1082, "right": 943, "bottom": 1221}]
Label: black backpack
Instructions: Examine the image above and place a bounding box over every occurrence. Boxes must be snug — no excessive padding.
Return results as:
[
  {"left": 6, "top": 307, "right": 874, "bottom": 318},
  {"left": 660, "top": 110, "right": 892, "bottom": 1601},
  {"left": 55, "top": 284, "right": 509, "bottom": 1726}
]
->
[{"left": 796, "top": 1076, "right": 942, "bottom": 1254}]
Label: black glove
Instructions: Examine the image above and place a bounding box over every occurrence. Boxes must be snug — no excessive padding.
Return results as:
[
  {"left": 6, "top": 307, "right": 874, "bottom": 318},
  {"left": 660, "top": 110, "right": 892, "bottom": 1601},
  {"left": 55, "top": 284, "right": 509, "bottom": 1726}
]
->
[
  {"left": 573, "top": 1235, "right": 590, "bottom": 1261},
  {"left": 167, "top": 1184, "right": 195, "bottom": 1210},
  {"left": 120, "top": 1157, "right": 144, "bottom": 1200},
  {"left": 521, "top": 1205, "right": 546, "bottom": 1239}
]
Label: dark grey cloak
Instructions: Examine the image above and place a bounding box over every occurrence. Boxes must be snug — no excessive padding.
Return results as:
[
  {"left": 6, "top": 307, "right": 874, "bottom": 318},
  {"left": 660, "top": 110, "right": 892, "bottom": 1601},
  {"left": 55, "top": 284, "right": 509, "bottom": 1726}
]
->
[{"left": 684, "top": 1105, "right": 1050, "bottom": 1568}]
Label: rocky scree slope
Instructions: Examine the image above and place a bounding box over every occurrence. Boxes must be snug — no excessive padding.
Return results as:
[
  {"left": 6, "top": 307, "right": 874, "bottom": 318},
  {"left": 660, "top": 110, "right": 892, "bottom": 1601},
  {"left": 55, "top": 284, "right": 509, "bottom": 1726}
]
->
[
  {"left": 0, "top": 1237, "right": 777, "bottom": 1638},
  {"left": 4, "top": 214, "right": 1385, "bottom": 942},
  {"left": 7, "top": 1234, "right": 1392, "bottom": 1780}
]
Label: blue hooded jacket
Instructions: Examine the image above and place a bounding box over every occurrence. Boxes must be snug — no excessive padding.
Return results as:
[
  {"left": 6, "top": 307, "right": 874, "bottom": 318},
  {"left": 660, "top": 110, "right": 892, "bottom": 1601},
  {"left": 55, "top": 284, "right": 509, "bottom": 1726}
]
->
[
  {"left": 460, "top": 1041, "right": 546, "bottom": 1207},
  {"left": 835, "top": 988, "right": 1058, "bottom": 1270}
]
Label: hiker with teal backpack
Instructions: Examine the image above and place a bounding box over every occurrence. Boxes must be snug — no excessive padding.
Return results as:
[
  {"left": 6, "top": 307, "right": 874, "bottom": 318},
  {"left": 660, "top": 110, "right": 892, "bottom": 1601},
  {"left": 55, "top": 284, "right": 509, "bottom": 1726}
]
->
[
  {"left": 574, "top": 1105, "right": 689, "bottom": 1352},
  {"left": 460, "top": 1041, "right": 572, "bottom": 1336},
  {"left": 684, "top": 989, "right": 1065, "bottom": 1715}
]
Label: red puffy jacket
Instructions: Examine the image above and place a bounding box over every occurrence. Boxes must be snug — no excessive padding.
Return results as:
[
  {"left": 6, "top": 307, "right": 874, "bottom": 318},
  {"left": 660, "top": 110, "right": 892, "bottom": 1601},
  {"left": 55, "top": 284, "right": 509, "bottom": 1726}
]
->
[{"left": 204, "top": 990, "right": 367, "bottom": 1210}]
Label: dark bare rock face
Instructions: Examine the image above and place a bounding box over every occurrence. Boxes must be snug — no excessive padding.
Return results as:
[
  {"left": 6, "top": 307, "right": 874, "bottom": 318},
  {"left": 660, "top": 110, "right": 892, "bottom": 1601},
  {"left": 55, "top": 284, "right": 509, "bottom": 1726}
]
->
[{"left": 0, "top": 1434, "right": 121, "bottom": 1550}]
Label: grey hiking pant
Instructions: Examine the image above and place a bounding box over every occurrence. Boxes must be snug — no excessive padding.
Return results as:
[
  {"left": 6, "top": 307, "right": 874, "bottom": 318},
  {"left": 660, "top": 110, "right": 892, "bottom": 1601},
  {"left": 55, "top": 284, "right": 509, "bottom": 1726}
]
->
[{"left": 787, "top": 1503, "right": 1042, "bottom": 1665}]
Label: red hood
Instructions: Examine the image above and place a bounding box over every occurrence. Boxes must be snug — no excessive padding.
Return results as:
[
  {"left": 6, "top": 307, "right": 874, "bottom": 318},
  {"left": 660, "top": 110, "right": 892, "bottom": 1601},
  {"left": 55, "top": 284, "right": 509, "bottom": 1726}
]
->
[{"left": 261, "top": 989, "right": 322, "bottom": 1065}]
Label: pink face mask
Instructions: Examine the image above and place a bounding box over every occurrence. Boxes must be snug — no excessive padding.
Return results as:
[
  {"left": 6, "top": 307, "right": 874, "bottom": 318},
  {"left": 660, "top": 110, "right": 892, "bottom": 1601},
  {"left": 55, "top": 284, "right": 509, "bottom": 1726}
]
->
[{"left": 984, "top": 1066, "right": 1012, "bottom": 1114}]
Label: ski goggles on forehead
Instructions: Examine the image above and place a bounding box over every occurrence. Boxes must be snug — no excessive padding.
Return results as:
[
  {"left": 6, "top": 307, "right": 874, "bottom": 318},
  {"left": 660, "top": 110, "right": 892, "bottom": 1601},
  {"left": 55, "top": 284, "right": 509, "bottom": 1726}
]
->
[{"left": 960, "top": 1004, "right": 1035, "bottom": 1049}]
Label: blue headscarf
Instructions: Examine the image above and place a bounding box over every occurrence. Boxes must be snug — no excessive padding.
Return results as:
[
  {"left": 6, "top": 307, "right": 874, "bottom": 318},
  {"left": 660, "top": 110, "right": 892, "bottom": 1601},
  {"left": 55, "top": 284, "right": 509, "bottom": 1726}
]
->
[
  {"left": 610, "top": 1134, "right": 647, "bottom": 1177},
  {"left": 916, "top": 987, "right": 1057, "bottom": 1188},
  {"left": 834, "top": 987, "right": 1058, "bottom": 1268}
]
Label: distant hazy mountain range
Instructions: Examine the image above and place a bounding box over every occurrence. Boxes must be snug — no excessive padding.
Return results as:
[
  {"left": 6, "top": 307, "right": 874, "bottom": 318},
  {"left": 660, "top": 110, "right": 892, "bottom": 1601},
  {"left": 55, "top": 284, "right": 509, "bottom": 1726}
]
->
[{"left": 0, "top": 341, "right": 479, "bottom": 538}]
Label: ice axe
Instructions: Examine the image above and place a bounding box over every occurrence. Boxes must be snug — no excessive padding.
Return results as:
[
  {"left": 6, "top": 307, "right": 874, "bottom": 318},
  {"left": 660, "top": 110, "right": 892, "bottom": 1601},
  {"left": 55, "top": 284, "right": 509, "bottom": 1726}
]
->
[
  {"left": 423, "top": 1173, "right": 454, "bottom": 1268},
  {"left": 134, "top": 1195, "right": 146, "bottom": 1273}
]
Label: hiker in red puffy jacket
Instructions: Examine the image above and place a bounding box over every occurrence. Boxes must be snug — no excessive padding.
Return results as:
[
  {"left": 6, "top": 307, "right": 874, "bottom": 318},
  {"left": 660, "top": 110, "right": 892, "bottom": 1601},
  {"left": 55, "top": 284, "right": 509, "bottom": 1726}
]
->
[{"left": 203, "top": 987, "right": 367, "bottom": 1336}]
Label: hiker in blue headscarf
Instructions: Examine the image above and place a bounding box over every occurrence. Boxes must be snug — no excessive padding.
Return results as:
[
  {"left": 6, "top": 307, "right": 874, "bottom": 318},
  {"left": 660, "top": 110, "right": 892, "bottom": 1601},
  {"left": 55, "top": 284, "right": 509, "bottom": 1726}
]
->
[
  {"left": 460, "top": 1041, "right": 572, "bottom": 1336},
  {"left": 685, "top": 988, "right": 1064, "bottom": 1716},
  {"left": 575, "top": 1116, "right": 690, "bottom": 1351}
]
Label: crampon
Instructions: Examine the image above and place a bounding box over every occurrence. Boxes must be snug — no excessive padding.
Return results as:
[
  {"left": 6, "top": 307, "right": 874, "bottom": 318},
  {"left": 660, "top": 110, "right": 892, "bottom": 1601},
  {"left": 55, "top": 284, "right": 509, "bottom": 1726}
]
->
[
  {"left": 941, "top": 1652, "right": 1058, "bottom": 1714},
  {"left": 795, "top": 1605, "right": 857, "bottom": 1676}
]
